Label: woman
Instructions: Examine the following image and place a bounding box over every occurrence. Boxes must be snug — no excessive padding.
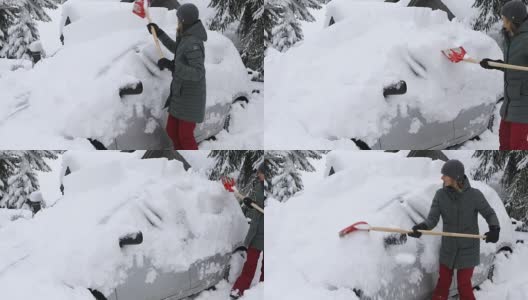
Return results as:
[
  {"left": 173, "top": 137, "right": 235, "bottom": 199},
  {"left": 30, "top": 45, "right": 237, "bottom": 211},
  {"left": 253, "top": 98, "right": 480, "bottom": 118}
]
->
[
  {"left": 480, "top": 0, "right": 528, "bottom": 150},
  {"left": 409, "top": 160, "right": 500, "bottom": 300},
  {"left": 147, "top": 3, "right": 207, "bottom": 150},
  {"left": 230, "top": 164, "right": 265, "bottom": 299}
]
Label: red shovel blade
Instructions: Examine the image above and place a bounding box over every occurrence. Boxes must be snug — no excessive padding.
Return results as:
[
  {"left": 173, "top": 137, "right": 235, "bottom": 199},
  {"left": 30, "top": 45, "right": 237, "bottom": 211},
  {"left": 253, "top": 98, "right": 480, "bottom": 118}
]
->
[
  {"left": 221, "top": 177, "right": 236, "bottom": 192},
  {"left": 133, "top": 0, "right": 146, "bottom": 18},
  {"left": 441, "top": 46, "right": 467, "bottom": 63},
  {"left": 338, "top": 221, "right": 370, "bottom": 238}
]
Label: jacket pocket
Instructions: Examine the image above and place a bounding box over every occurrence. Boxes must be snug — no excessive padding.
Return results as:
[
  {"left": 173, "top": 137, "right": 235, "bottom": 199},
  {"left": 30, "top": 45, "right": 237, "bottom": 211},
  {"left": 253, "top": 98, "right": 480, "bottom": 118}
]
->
[
  {"left": 170, "top": 79, "right": 183, "bottom": 97},
  {"left": 506, "top": 79, "right": 522, "bottom": 102},
  {"left": 521, "top": 79, "right": 528, "bottom": 96}
]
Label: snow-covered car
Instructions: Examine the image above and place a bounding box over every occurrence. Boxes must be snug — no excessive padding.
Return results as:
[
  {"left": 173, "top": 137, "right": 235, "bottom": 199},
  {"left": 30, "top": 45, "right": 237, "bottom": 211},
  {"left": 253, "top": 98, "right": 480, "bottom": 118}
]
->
[
  {"left": 266, "top": 1, "right": 503, "bottom": 149},
  {"left": 0, "top": 156, "right": 249, "bottom": 300},
  {"left": 0, "top": 0, "right": 251, "bottom": 149},
  {"left": 267, "top": 151, "right": 514, "bottom": 300}
]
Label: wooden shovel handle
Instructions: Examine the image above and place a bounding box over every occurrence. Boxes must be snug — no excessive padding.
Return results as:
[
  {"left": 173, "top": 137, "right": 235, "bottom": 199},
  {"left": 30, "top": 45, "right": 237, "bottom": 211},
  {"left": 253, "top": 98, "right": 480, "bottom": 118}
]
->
[
  {"left": 146, "top": 11, "right": 164, "bottom": 59},
  {"left": 419, "top": 230, "right": 485, "bottom": 239},
  {"left": 370, "top": 226, "right": 485, "bottom": 239},
  {"left": 370, "top": 226, "right": 412, "bottom": 234},
  {"left": 465, "top": 58, "right": 528, "bottom": 72}
]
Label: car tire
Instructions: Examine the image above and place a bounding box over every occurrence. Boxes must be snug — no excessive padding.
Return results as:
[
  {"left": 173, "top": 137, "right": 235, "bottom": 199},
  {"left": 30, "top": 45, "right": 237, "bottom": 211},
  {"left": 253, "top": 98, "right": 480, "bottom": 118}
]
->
[
  {"left": 225, "top": 246, "right": 248, "bottom": 283},
  {"left": 487, "top": 248, "right": 513, "bottom": 282},
  {"left": 224, "top": 98, "right": 249, "bottom": 132}
]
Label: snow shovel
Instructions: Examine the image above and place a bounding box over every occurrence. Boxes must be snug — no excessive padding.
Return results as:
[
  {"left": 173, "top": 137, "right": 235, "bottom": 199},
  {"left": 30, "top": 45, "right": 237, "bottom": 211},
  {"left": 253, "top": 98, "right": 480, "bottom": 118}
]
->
[
  {"left": 338, "top": 221, "right": 486, "bottom": 239},
  {"left": 133, "top": 0, "right": 164, "bottom": 59},
  {"left": 442, "top": 46, "right": 528, "bottom": 72},
  {"left": 221, "top": 177, "right": 265, "bottom": 214}
]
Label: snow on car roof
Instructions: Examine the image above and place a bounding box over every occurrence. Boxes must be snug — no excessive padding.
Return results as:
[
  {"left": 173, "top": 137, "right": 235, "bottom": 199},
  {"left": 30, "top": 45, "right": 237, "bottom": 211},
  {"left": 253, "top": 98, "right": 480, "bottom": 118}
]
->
[
  {"left": 266, "top": 3, "right": 502, "bottom": 148},
  {"left": 267, "top": 151, "right": 512, "bottom": 298},
  {"left": 60, "top": 150, "right": 143, "bottom": 182},
  {"left": 0, "top": 157, "right": 248, "bottom": 299}
]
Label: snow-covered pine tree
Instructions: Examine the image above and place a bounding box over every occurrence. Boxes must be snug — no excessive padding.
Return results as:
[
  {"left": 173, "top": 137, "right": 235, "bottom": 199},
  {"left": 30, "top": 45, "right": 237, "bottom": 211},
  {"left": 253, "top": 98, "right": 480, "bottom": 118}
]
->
[
  {"left": 270, "top": 0, "right": 329, "bottom": 52},
  {"left": 209, "top": 150, "right": 265, "bottom": 195},
  {"left": 1, "top": 0, "right": 59, "bottom": 58},
  {"left": 209, "top": 0, "right": 266, "bottom": 76},
  {"left": 265, "top": 150, "right": 323, "bottom": 202},
  {"left": 473, "top": 0, "right": 528, "bottom": 31},
  {"left": 473, "top": 150, "right": 528, "bottom": 223},
  {"left": 0, "top": 1, "right": 18, "bottom": 55},
  {"left": 0, "top": 151, "right": 19, "bottom": 201},
  {"left": 0, "top": 151, "right": 58, "bottom": 209}
]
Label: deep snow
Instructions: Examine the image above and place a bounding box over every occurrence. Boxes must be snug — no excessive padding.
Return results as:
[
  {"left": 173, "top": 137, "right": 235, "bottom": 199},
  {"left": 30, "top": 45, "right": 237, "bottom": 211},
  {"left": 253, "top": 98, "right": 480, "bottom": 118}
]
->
[
  {"left": 0, "top": 154, "right": 249, "bottom": 299},
  {"left": 0, "top": 2, "right": 261, "bottom": 149},
  {"left": 267, "top": 151, "right": 525, "bottom": 299},
  {"left": 266, "top": 1, "right": 503, "bottom": 150}
]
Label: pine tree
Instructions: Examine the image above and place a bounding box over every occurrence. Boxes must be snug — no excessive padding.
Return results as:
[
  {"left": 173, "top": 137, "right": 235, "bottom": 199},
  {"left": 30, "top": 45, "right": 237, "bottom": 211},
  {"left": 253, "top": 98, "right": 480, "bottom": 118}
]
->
[
  {"left": 270, "top": 0, "right": 329, "bottom": 52},
  {"left": 0, "top": 1, "right": 18, "bottom": 55},
  {"left": 0, "top": 151, "right": 58, "bottom": 209},
  {"left": 473, "top": 0, "right": 528, "bottom": 31},
  {"left": 0, "top": 0, "right": 59, "bottom": 58},
  {"left": 209, "top": 0, "right": 267, "bottom": 76},
  {"left": 209, "top": 150, "right": 265, "bottom": 195},
  {"left": 265, "top": 150, "right": 323, "bottom": 201},
  {"left": 473, "top": 151, "right": 528, "bottom": 223}
]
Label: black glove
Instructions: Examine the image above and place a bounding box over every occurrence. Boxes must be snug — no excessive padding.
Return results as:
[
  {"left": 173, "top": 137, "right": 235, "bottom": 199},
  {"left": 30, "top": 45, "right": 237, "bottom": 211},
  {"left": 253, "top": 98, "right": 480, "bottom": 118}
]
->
[
  {"left": 147, "top": 23, "right": 164, "bottom": 36},
  {"left": 485, "top": 225, "right": 500, "bottom": 243},
  {"left": 243, "top": 197, "right": 254, "bottom": 208},
  {"left": 408, "top": 222, "right": 428, "bottom": 238},
  {"left": 157, "top": 58, "right": 174, "bottom": 72},
  {"left": 480, "top": 58, "right": 505, "bottom": 71}
]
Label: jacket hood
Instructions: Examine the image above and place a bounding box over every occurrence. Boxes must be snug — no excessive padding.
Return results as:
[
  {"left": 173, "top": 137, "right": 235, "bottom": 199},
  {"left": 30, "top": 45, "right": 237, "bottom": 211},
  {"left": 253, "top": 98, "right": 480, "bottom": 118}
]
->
[{"left": 182, "top": 20, "right": 208, "bottom": 42}]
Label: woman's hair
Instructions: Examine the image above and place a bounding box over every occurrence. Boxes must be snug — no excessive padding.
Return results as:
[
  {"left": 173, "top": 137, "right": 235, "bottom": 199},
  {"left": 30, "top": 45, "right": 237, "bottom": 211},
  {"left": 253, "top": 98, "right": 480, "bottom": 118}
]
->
[{"left": 511, "top": 16, "right": 528, "bottom": 35}]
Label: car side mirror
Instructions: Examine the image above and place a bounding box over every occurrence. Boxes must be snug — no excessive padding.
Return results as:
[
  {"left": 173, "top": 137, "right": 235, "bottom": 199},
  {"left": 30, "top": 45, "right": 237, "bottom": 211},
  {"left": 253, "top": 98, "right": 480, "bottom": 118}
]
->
[
  {"left": 119, "top": 81, "right": 144, "bottom": 98},
  {"left": 383, "top": 80, "right": 407, "bottom": 98},
  {"left": 119, "top": 231, "right": 143, "bottom": 248},
  {"left": 384, "top": 233, "right": 407, "bottom": 248}
]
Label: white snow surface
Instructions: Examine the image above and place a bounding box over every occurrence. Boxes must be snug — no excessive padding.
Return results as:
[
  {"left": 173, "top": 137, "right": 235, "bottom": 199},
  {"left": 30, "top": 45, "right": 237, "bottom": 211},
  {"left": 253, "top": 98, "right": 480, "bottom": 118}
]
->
[
  {"left": 0, "top": 156, "right": 248, "bottom": 299},
  {"left": 267, "top": 151, "right": 514, "bottom": 299},
  {"left": 0, "top": 2, "right": 250, "bottom": 148},
  {"left": 266, "top": 2, "right": 503, "bottom": 149}
]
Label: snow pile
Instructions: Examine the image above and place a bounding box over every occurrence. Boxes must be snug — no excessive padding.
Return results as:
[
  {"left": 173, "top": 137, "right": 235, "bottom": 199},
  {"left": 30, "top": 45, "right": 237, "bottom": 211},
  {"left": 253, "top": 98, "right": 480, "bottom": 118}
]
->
[
  {"left": 266, "top": 2, "right": 503, "bottom": 149},
  {"left": 475, "top": 244, "right": 528, "bottom": 300},
  {"left": 0, "top": 209, "right": 32, "bottom": 229},
  {"left": 0, "top": 3, "right": 250, "bottom": 148},
  {"left": 267, "top": 151, "right": 513, "bottom": 299},
  {"left": 0, "top": 157, "right": 248, "bottom": 299}
]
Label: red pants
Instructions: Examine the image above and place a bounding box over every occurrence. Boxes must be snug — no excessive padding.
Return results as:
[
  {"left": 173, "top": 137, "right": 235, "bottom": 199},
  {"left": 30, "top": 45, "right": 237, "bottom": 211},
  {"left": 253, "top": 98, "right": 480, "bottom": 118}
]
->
[
  {"left": 432, "top": 264, "right": 475, "bottom": 300},
  {"left": 499, "top": 119, "right": 528, "bottom": 150},
  {"left": 231, "top": 248, "right": 264, "bottom": 296},
  {"left": 166, "top": 115, "right": 198, "bottom": 150}
]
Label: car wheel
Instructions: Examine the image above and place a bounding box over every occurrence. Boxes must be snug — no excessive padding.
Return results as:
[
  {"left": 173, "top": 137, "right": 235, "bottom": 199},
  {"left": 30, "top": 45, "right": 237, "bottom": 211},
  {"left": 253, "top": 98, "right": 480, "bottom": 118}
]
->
[
  {"left": 226, "top": 246, "right": 247, "bottom": 283},
  {"left": 224, "top": 98, "right": 249, "bottom": 132},
  {"left": 487, "top": 248, "right": 513, "bottom": 282}
]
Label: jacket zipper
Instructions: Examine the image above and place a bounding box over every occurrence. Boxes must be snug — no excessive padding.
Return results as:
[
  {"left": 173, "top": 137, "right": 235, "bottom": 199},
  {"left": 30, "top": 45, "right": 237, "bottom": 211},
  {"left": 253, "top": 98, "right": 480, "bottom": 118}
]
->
[{"left": 504, "top": 35, "right": 513, "bottom": 119}]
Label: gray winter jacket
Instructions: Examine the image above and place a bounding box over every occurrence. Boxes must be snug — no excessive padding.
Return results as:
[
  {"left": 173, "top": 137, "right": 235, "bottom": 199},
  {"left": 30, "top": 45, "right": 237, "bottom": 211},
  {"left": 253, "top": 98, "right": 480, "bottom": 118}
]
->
[
  {"left": 423, "top": 177, "right": 499, "bottom": 269},
  {"left": 244, "top": 180, "right": 265, "bottom": 251},
  {"left": 500, "top": 20, "right": 528, "bottom": 124},
  {"left": 158, "top": 21, "right": 207, "bottom": 123}
]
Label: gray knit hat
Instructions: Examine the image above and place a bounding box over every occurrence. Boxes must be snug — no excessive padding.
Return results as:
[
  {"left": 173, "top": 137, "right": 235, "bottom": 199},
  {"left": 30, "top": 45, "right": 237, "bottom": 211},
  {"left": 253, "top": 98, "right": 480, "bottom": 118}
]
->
[
  {"left": 176, "top": 3, "right": 199, "bottom": 25},
  {"left": 441, "top": 160, "right": 465, "bottom": 181},
  {"left": 501, "top": 0, "right": 528, "bottom": 24}
]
